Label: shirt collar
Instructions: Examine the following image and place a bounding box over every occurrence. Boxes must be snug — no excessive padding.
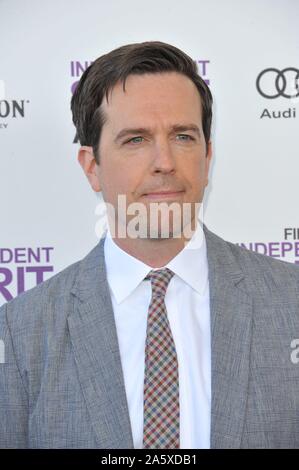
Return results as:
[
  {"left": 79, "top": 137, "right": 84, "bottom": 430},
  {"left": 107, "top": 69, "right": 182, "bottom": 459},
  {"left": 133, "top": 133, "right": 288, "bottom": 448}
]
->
[{"left": 104, "top": 221, "right": 208, "bottom": 304}]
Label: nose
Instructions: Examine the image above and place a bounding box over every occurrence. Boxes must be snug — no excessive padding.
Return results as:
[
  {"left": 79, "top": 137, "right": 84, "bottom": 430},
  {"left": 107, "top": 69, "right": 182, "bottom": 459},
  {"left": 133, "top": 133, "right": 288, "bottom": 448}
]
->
[{"left": 151, "top": 139, "right": 176, "bottom": 174}]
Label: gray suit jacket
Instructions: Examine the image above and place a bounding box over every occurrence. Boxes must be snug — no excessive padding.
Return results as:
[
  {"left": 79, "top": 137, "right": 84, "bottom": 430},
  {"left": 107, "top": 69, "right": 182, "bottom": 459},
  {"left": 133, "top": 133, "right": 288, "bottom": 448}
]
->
[{"left": 1, "top": 224, "right": 299, "bottom": 449}]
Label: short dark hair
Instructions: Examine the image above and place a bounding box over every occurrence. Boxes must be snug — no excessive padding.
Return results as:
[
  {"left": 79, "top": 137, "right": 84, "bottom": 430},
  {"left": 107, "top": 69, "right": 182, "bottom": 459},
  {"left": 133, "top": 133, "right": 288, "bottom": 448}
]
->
[{"left": 71, "top": 40, "right": 213, "bottom": 163}]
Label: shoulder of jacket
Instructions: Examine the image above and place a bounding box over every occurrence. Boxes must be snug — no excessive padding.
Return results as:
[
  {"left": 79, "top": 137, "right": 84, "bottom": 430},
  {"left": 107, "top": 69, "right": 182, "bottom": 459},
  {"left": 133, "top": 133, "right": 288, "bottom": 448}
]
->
[
  {"left": 225, "top": 237, "right": 299, "bottom": 292},
  {"left": 0, "top": 257, "right": 82, "bottom": 326}
]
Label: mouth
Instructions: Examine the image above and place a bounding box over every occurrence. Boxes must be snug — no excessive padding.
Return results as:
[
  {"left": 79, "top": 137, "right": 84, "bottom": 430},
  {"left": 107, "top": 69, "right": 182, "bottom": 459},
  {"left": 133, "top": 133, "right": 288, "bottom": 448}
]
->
[{"left": 141, "top": 190, "right": 185, "bottom": 200}]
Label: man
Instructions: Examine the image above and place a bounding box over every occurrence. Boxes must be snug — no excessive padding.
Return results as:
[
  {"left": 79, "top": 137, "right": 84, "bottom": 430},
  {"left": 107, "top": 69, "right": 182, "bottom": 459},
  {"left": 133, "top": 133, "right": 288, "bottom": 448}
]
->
[{"left": 1, "top": 41, "right": 299, "bottom": 449}]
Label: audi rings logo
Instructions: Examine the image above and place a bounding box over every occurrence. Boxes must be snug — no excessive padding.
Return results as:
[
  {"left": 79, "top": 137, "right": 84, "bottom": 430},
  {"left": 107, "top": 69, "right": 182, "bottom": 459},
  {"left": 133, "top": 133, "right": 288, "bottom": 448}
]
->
[{"left": 256, "top": 68, "right": 299, "bottom": 99}]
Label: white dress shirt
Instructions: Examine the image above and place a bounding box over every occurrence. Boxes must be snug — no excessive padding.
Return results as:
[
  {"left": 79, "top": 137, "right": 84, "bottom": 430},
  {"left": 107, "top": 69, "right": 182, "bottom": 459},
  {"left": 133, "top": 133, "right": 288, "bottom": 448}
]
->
[{"left": 103, "top": 222, "right": 211, "bottom": 449}]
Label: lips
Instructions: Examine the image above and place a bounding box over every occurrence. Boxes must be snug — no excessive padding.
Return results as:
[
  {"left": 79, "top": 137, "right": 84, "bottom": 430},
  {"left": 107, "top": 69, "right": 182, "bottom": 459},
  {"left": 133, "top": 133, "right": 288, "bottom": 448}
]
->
[{"left": 142, "top": 190, "right": 185, "bottom": 199}]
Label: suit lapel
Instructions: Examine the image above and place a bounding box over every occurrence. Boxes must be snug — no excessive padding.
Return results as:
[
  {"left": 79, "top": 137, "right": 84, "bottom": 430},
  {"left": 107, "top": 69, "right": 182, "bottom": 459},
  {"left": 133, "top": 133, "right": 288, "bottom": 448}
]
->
[
  {"left": 204, "top": 225, "right": 253, "bottom": 448},
  {"left": 68, "top": 237, "right": 134, "bottom": 449}
]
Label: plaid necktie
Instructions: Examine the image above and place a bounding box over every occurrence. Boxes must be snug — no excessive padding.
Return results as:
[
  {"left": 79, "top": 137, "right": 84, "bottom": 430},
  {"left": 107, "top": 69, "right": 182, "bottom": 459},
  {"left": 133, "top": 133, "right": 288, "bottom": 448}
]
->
[{"left": 142, "top": 268, "right": 180, "bottom": 449}]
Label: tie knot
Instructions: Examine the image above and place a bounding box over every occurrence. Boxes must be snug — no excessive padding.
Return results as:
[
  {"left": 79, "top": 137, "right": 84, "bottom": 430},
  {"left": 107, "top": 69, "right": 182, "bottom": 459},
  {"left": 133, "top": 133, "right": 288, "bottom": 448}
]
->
[{"left": 145, "top": 267, "right": 174, "bottom": 298}]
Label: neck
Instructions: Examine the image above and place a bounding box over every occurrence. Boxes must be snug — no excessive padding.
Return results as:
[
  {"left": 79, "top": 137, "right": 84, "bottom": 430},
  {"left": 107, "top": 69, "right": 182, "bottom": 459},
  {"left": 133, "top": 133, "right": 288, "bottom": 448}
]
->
[{"left": 107, "top": 218, "right": 200, "bottom": 268}]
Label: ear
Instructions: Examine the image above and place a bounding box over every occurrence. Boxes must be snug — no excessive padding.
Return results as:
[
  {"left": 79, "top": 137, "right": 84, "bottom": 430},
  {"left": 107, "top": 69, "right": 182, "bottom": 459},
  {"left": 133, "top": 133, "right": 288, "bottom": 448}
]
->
[
  {"left": 77, "top": 146, "right": 101, "bottom": 192},
  {"left": 204, "top": 140, "right": 212, "bottom": 187}
]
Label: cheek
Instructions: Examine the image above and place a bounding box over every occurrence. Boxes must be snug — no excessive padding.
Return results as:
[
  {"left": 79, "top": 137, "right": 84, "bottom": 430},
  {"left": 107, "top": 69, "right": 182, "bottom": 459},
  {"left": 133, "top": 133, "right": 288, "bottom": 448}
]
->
[
  {"left": 101, "top": 166, "right": 134, "bottom": 200},
  {"left": 186, "top": 160, "right": 208, "bottom": 195},
  {"left": 188, "top": 160, "right": 205, "bottom": 181}
]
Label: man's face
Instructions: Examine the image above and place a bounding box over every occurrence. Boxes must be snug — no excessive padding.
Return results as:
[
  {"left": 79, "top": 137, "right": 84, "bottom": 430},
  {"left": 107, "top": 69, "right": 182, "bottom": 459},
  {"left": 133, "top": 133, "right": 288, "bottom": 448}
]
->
[{"left": 80, "top": 71, "right": 212, "bottom": 239}]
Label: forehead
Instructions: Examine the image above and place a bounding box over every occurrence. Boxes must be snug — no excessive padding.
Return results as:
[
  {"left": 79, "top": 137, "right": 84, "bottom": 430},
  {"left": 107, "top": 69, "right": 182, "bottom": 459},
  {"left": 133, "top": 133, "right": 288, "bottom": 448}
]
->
[{"left": 101, "top": 72, "right": 202, "bottom": 124}]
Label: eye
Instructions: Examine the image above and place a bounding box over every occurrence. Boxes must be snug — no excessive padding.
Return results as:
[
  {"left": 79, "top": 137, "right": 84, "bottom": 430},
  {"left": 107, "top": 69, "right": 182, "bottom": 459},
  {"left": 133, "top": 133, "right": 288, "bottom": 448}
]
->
[
  {"left": 176, "top": 134, "right": 194, "bottom": 141},
  {"left": 126, "top": 136, "right": 144, "bottom": 144}
]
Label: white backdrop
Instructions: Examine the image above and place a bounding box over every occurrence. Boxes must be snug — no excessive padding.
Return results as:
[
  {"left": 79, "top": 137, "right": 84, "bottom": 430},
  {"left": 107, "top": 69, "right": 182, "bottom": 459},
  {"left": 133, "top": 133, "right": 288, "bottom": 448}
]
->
[{"left": 0, "top": 0, "right": 298, "bottom": 305}]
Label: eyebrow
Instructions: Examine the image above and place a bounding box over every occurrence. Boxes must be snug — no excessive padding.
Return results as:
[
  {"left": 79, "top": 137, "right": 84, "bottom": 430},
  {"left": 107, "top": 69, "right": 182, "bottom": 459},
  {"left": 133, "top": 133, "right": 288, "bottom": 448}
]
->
[{"left": 114, "top": 124, "right": 201, "bottom": 143}]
